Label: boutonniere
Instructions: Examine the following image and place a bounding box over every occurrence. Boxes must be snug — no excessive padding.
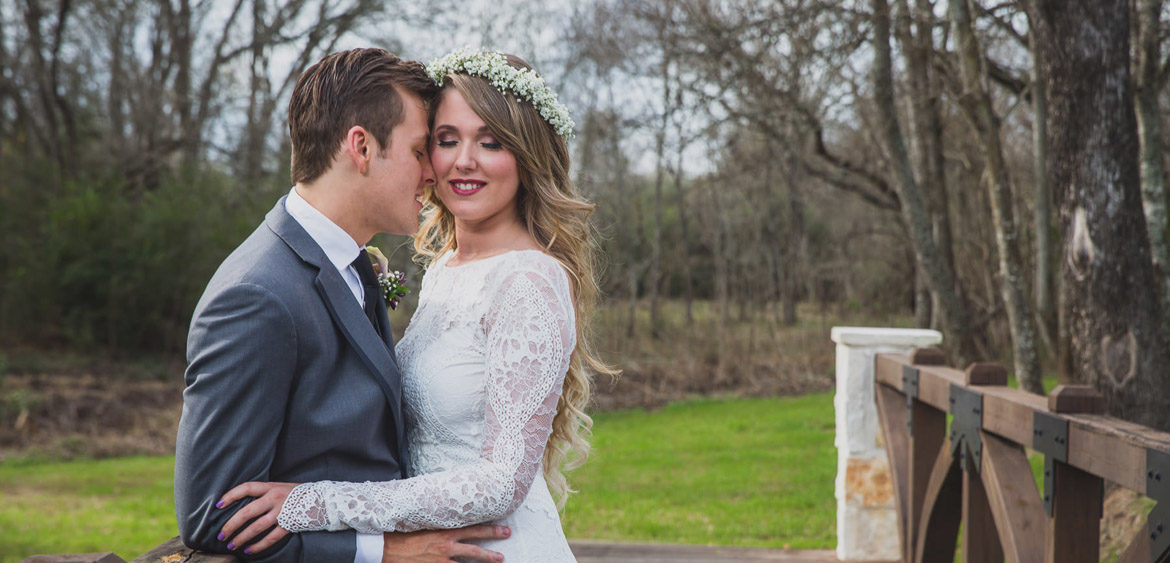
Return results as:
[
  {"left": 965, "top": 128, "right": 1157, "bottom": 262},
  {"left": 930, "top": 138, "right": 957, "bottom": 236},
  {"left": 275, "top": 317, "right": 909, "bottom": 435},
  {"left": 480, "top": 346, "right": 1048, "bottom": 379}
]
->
[{"left": 366, "top": 246, "right": 411, "bottom": 310}]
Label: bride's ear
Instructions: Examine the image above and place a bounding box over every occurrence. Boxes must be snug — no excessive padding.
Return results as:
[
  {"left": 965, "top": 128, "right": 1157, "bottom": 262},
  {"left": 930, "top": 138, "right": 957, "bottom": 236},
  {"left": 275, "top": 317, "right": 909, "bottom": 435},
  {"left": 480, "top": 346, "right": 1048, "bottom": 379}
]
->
[{"left": 344, "top": 125, "right": 373, "bottom": 174}]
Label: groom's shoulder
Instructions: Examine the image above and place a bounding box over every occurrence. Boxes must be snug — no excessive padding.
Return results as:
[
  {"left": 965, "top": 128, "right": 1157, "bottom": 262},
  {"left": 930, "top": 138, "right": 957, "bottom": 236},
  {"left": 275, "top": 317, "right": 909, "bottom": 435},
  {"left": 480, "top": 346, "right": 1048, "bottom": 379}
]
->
[{"left": 205, "top": 217, "right": 308, "bottom": 296}]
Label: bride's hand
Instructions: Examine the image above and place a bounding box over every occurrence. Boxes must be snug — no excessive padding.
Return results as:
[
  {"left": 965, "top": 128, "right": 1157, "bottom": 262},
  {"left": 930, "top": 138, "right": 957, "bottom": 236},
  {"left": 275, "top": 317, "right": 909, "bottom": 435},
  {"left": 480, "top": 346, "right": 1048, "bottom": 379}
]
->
[{"left": 216, "top": 481, "right": 298, "bottom": 554}]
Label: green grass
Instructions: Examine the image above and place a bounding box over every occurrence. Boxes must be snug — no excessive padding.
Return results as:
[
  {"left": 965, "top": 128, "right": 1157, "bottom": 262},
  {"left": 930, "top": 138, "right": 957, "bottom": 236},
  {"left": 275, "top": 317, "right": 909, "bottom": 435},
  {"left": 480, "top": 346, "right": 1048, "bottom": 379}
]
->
[
  {"left": 0, "top": 394, "right": 837, "bottom": 560},
  {"left": 562, "top": 394, "right": 836, "bottom": 548},
  {"left": 0, "top": 456, "right": 177, "bottom": 562}
]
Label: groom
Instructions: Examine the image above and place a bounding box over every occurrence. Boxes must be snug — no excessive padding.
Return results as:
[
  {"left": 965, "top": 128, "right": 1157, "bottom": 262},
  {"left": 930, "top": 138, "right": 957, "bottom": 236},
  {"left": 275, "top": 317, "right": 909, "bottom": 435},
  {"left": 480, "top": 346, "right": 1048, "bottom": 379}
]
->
[{"left": 174, "top": 49, "right": 507, "bottom": 562}]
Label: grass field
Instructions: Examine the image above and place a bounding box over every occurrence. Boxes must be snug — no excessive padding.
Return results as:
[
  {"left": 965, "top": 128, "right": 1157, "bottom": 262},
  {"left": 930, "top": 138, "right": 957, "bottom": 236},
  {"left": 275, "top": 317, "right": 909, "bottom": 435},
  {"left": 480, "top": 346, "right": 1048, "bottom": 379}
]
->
[
  {"left": 0, "top": 393, "right": 836, "bottom": 561},
  {"left": 0, "top": 456, "right": 177, "bottom": 561},
  {"left": 561, "top": 395, "right": 836, "bottom": 548}
]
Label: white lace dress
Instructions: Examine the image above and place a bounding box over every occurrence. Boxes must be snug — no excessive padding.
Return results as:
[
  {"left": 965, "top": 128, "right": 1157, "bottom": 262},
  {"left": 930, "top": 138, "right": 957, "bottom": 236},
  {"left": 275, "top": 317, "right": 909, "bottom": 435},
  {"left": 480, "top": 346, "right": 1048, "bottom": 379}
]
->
[{"left": 278, "top": 249, "right": 578, "bottom": 562}]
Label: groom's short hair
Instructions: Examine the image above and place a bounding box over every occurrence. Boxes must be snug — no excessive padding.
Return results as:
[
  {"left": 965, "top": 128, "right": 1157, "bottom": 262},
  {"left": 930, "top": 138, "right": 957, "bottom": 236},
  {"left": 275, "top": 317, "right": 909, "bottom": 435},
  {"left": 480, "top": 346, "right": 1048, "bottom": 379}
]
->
[{"left": 289, "top": 48, "right": 438, "bottom": 185}]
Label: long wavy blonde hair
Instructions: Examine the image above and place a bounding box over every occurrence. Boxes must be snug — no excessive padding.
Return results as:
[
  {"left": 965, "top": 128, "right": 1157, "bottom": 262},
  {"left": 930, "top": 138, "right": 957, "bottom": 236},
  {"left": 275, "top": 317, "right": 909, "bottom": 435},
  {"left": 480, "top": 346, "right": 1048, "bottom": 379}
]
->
[{"left": 414, "top": 54, "right": 617, "bottom": 507}]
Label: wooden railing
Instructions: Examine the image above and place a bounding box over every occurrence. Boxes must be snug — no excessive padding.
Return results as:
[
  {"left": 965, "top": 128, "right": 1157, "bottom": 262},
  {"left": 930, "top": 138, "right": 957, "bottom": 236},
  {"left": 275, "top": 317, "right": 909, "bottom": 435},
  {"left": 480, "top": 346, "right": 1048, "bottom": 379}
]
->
[
  {"left": 875, "top": 348, "right": 1170, "bottom": 562},
  {"left": 21, "top": 537, "right": 237, "bottom": 563}
]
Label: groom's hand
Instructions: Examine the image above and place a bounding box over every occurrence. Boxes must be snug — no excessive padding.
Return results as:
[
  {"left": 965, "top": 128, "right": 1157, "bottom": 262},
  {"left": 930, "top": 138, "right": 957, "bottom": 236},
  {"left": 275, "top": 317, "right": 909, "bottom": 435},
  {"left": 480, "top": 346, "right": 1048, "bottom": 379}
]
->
[{"left": 382, "top": 525, "right": 510, "bottom": 562}]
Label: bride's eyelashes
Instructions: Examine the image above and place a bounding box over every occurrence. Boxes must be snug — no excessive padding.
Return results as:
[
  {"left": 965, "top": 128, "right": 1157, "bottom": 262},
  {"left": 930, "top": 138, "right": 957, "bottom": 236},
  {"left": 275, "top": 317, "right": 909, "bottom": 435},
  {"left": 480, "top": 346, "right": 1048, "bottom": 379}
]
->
[{"left": 435, "top": 140, "right": 503, "bottom": 150}]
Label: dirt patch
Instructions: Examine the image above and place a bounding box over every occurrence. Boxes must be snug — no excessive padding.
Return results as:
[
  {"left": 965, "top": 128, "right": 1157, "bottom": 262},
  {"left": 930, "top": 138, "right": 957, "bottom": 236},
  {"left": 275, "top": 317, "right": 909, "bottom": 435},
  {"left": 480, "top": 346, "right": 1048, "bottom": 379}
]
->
[
  {"left": 0, "top": 353, "right": 833, "bottom": 461},
  {"left": 0, "top": 374, "right": 182, "bottom": 461},
  {"left": 591, "top": 350, "right": 835, "bottom": 411},
  {"left": 1100, "top": 484, "right": 1156, "bottom": 560}
]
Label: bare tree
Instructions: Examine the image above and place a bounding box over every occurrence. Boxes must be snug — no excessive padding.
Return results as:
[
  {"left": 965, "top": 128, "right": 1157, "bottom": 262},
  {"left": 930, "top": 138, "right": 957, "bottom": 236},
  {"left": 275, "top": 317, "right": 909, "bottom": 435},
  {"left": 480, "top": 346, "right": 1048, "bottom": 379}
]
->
[
  {"left": 948, "top": 0, "right": 1041, "bottom": 392},
  {"left": 1029, "top": 16, "right": 1057, "bottom": 358},
  {"left": 234, "top": 0, "right": 373, "bottom": 182},
  {"left": 1028, "top": 0, "right": 1170, "bottom": 429},
  {"left": 872, "top": 0, "right": 979, "bottom": 366},
  {"left": 1134, "top": 0, "right": 1170, "bottom": 321},
  {"left": 895, "top": 0, "right": 953, "bottom": 329},
  {"left": 8, "top": 0, "right": 79, "bottom": 184},
  {"left": 645, "top": 3, "right": 679, "bottom": 338}
]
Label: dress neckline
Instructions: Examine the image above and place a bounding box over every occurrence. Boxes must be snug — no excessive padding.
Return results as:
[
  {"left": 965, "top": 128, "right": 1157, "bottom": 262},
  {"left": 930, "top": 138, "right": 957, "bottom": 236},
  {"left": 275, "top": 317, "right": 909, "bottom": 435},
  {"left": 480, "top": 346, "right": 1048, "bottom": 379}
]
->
[{"left": 440, "top": 248, "right": 547, "bottom": 269}]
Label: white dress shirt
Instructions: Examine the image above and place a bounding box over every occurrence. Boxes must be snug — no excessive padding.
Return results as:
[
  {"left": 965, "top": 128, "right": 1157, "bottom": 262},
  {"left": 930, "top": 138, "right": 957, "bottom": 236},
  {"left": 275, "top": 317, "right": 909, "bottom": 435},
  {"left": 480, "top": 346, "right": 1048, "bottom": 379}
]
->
[{"left": 284, "top": 187, "right": 384, "bottom": 563}]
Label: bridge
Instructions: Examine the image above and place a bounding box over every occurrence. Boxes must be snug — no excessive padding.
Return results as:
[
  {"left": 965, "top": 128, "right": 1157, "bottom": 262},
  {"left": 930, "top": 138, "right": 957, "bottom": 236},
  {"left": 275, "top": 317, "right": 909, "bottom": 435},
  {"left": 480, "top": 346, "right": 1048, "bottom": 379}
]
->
[{"left": 834, "top": 327, "right": 1170, "bottom": 562}]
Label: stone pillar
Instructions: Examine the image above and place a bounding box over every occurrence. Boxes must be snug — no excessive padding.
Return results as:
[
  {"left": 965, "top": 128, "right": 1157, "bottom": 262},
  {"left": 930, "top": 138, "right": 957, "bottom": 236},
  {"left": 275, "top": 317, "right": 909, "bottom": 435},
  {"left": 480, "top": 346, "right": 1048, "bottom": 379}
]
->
[{"left": 832, "top": 326, "right": 943, "bottom": 561}]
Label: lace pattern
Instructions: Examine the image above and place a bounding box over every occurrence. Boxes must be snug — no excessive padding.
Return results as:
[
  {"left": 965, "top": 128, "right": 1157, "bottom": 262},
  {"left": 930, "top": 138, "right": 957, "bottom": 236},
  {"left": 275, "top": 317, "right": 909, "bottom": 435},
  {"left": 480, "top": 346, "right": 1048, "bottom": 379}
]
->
[{"left": 277, "top": 250, "right": 576, "bottom": 535}]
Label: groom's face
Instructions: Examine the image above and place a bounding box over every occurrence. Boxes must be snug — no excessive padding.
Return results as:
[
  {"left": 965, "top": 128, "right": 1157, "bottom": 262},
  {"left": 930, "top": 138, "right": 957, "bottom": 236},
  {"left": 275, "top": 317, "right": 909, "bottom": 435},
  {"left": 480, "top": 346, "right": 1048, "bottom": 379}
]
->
[{"left": 367, "top": 88, "right": 433, "bottom": 236}]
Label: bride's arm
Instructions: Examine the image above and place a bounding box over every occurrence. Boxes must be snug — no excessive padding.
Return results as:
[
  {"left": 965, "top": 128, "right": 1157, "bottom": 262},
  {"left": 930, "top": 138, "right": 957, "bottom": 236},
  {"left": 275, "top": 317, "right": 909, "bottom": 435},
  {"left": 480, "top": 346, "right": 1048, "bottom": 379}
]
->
[{"left": 274, "top": 265, "right": 576, "bottom": 535}]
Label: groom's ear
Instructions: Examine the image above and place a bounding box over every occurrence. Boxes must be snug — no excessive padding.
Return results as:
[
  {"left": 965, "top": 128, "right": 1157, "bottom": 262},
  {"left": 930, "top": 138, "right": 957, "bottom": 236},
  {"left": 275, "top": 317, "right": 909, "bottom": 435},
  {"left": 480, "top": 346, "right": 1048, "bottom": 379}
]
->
[{"left": 344, "top": 125, "right": 373, "bottom": 175}]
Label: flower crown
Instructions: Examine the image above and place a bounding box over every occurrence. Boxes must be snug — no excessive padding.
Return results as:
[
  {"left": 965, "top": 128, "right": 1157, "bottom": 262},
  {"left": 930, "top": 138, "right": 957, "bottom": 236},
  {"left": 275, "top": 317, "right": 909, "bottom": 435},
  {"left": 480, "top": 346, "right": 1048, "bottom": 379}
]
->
[{"left": 426, "top": 48, "right": 575, "bottom": 139}]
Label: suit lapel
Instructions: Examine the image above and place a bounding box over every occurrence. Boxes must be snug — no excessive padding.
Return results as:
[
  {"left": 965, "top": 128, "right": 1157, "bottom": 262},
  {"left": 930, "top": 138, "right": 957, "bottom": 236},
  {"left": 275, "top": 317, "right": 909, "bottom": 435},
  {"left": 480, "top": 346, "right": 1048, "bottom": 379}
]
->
[
  {"left": 371, "top": 289, "right": 399, "bottom": 362},
  {"left": 264, "top": 199, "right": 405, "bottom": 437}
]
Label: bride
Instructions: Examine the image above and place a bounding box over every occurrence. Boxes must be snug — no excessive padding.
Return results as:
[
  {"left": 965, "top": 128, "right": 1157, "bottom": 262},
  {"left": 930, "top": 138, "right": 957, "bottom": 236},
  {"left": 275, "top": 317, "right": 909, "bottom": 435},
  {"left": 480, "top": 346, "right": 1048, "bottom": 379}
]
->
[{"left": 213, "top": 48, "right": 615, "bottom": 561}]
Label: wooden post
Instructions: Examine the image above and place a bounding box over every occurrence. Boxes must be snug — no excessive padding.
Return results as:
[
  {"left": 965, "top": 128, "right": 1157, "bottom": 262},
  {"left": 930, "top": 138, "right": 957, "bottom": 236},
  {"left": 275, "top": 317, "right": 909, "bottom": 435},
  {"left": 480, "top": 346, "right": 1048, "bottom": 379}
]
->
[
  {"left": 19, "top": 538, "right": 238, "bottom": 563},
  {"left": 1044, "top": 385, "right": 1105, "bottom": 563},
  {"left": 908, "top": 402, "right": 947, "bottom": 562},
  {"left": 19, "top": 556, "right": 126, "bottom": 563},
  {"left": 914, "top": 444, "right": 962, "bottom": 562},
  {"left": 129, "top": 537, "right": 239, "bottom": 563},
  {"left": 962, "top": 468, "right": 1005, "bottom": 562},
  {"left": 980, "top": 431, "right": 1045, "bottom": 562},
  {"left": 904, "top": 346, "right": 947, "bottom": 563}
]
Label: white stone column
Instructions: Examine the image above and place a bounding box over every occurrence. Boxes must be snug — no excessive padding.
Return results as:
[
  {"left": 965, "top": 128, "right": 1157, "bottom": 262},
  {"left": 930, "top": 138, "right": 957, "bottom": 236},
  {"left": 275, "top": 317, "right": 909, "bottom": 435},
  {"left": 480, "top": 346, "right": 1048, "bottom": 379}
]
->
[{"left": 832, "top": 326, "right": 943, "bottom": 561}]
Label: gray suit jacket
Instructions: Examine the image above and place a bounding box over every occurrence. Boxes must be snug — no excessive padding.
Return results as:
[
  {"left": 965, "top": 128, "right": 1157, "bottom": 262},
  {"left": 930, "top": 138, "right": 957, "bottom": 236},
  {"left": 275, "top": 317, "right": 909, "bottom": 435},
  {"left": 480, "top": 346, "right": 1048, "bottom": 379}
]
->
[{"left": 175, "top": 198, "right": 406, "bottom": 562}]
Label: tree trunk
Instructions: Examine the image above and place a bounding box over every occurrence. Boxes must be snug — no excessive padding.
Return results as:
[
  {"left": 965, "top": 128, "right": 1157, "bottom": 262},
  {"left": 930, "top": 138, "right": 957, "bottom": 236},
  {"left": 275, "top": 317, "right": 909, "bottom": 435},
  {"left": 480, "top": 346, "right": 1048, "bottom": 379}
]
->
[
  {"left": 1029, "top": 0, "right": 1170, "bottom": 429},
  {"left": 626, "top": 266, "right": 638, "bottom": 340},
  {"left": 174, "top": 0, "right": 196, "bottom": 166},
  {"left": 915, "top": 272, "right": 932, "bottom": 328},
  {"left": 949, "top": 0, "right": 1042, "bottom": 393},
  {"left": 899, "top": 0, "right": 956, "bottom": 331},
  {"left": 1029, "top": 25, "right": 1057, "bottom": 361},
  {"left": 871, "top": 0, "right": 979, "bottom": 366},
  {"left": 782, "top": 145, "right": 805, "bottom": 326},
  {"left": 1134, "top": 0, "right": 1170, "bottom": 323},
  {"left": 240, "top": 0, "right": 272, "bottom": 183},
  {"left": 674, "top": 148, "right": 694, "bottom": 326},
  {"left": 707, "top": 177, "right": 731, "bottom": 325},
  {"left": 647, "top": 53, "right": 668, "bottom": 339}
]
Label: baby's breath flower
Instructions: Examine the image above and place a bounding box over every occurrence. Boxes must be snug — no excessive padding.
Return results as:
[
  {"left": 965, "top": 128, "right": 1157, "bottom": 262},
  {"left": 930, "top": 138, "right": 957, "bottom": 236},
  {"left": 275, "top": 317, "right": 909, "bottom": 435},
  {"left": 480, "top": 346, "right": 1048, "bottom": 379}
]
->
[
  {"left": 367, "top": 246, "right": 411, "bottom": 310},
  {"left": 427, "top": 48, "right": 575, "bottom": 139},
  {"left": 377, "top": 270, "right": 410, "bottom": 311}
]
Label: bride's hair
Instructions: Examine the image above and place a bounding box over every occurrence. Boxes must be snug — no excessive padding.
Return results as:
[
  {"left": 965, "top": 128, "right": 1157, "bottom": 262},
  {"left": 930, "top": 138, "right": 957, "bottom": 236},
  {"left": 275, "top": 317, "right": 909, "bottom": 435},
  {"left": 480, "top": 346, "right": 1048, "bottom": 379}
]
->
[{"left": 414, "top": 54, "right": 617, "bottom": 508}]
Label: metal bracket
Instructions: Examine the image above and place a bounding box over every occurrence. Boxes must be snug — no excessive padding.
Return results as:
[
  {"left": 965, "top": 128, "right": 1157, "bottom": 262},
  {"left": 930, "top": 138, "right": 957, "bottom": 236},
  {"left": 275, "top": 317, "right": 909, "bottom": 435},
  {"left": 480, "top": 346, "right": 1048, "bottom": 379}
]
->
[
  {"left": 1149, "top": 449, "right": 1170, "bottom": 562},
  {"left": 1033, "top": 411, "right": 1069, "bottom": 517},
  {"left": 1150, "top": 503, "right": 1170, "bottom": 563},
  {"left": 1042, "top": 458, "right": 1055, "bottom": 517},
  {"left": 949, "top": 383, "right": 983, "bottom": 473},
  {"left": 1033, "top": 411, "right": 1069, "bottom": 462},
  {"left": 1150, "top": 449, "right": 1170, "bottom": 502},
  {"left": 903, "top": 365, "right": 919, "bottom": 435}
]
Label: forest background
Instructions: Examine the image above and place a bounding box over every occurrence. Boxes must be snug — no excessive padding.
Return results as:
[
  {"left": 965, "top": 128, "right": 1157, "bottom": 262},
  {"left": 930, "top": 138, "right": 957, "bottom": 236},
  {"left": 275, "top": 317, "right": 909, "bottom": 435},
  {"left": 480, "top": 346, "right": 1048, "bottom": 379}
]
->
[{"left": 2, "top": 0, "right": 1169, "bottom": 456}]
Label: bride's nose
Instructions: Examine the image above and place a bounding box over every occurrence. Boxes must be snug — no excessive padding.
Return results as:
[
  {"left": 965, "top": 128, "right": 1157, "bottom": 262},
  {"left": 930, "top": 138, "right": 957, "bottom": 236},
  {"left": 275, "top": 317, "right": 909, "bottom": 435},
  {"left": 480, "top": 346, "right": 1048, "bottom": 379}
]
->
[{"left": 455, "top": 144, "right": 476, "bottom": 172}]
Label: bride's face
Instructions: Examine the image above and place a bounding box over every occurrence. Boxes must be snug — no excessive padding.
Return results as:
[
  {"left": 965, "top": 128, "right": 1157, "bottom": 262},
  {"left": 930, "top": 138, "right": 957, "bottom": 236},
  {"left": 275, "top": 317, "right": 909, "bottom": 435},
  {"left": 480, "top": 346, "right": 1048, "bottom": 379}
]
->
[{"left": 430, "top": 89, "right": 521, "bottom": 228}]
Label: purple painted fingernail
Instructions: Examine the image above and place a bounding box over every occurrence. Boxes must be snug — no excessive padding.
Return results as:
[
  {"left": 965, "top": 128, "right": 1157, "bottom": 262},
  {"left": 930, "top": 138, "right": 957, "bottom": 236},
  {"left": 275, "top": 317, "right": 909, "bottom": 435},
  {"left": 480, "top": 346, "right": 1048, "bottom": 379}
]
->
[
  {"left": 227, "top": 542, "right": 236, "bottom": 550},
  {"left": 244, "top": 548, "right": 252, "bottom": 555},
  {"left": 217, "top": 532, "right": 225, "bottom": 541},
  {"left": 216, "top": 499, "right": 224, "bottom": 508}
]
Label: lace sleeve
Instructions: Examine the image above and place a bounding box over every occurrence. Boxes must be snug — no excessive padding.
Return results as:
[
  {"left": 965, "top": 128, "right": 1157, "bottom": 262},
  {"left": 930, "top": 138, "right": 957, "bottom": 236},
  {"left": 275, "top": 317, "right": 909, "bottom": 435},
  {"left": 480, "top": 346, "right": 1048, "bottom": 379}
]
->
[{"left": 277, "top": 264, "right": 576, "bottom": 534}]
